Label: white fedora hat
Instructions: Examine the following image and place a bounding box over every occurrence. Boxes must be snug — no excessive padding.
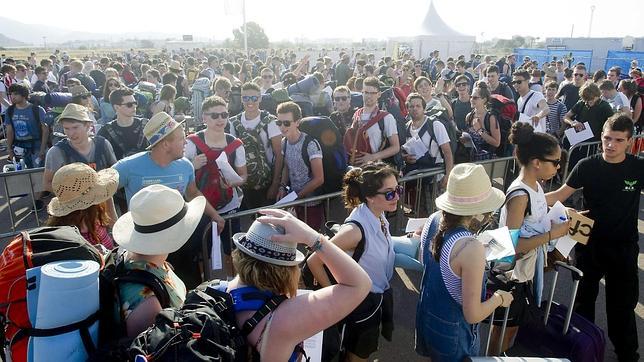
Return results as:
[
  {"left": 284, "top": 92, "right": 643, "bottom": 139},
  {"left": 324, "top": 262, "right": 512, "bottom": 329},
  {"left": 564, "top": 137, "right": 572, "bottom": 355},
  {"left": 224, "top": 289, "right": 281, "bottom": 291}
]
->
[
  {"left": 112, "top": 184, "right": 205, "bottom": 255},
  {"left": 435, "top": 163, "right": 505, "bottom": 216},
  {"left": 232, "top": 221, "right": 305, "bottom": 266}
]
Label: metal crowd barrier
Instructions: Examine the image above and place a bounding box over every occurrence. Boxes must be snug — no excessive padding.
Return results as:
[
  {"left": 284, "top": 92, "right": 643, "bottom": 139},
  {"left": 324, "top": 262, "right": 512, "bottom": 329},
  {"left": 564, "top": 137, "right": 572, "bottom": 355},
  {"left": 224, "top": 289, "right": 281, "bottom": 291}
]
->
[{"left": 0, "top": 167, "right": 45, "bottom": 239}]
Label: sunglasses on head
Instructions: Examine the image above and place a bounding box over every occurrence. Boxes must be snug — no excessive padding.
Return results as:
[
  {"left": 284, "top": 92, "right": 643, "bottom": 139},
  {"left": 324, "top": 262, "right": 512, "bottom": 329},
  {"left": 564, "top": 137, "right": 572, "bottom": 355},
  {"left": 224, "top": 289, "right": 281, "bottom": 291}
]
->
[
  {"left": 204, "top": 111, "right": 229, "bottom": 119},
  {"left": 275, "top": 120, "right": 292, "bottom": 127},
  {"left": 334, "top": 96, "right": 348, "bottom": 102},
  {"left": 119, "top": 101, "right": 138, "bottom": 108},
  {"left": 376, "top": 185, "right": 404, "bottom": 201},
  {"left": 539, "top": 157, "right": 561, "bottom": 167},
  {"left": 242, "top": 95, "right": 259, "bottom": 103}
]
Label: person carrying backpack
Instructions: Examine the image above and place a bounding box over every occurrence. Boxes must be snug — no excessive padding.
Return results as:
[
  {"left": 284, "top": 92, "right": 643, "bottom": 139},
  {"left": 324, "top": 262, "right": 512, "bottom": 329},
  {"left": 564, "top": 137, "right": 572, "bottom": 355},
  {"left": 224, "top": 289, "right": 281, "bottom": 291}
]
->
[
  {"left": 275, "top": 102, "right": 325, "bottom": 231},
  {"left": 184, "top": 95, "right": 247, "bottom": 275},
  {"left": 5, "top": 83, "right": 48, "bottom": 168},
  {"left": 110, "top": 184, "right": 206, "bottom": 338},
  {"left": 344, "top": 76, "right": 400, "bottom": 168},
  {"left": 403, "top": 93, "right": 454, "bottom": 215},
  {"left": 227, "top": 82, "right": 283, "bottom": 209}
]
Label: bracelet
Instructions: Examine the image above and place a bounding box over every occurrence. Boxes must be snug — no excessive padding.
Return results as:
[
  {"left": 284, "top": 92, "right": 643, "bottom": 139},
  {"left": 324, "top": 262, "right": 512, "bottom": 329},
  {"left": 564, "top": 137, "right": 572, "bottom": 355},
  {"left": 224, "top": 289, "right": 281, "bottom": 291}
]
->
[
  {"left": 307, "top": 234, "right": 324, "bottom": 253},
  {"left": 494, "top": 291, "right": 505, "bottom": 306}
]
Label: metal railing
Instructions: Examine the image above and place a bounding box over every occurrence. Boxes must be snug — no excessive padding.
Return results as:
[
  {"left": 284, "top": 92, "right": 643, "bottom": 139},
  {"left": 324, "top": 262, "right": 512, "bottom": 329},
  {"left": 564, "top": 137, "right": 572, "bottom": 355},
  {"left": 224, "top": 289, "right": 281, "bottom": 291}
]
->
[{"left": 0, "top": 167, "right": 45, "bottom": 238}]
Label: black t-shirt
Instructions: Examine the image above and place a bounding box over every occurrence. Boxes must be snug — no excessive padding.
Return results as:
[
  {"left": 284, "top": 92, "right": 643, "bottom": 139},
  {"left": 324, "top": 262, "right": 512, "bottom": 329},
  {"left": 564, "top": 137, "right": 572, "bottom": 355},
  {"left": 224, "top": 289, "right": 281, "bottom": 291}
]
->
[
  {"left": 566, "top": 154, "right": 644, "bottom": 244},
  {"left": 32, "top": 80, "right": 50, "bottom": 94},
  {"left": 97, "top": 118, "right": 149, "bottom": 160},
  {"left": 556, "top": 83, "right": 580, "bottom": 111},
  {"left": 569, "top": 100, "right": 614, "bottom": 141},
  {"left": 451, "top": 98, "right": 472, "bottom": 130}
]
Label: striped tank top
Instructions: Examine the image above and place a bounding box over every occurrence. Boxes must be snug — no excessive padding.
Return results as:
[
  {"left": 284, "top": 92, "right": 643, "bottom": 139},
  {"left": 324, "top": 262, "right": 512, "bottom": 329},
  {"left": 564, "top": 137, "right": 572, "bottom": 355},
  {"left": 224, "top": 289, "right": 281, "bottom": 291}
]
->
[{"left": 439, "top": 229, "right": 474, "bottom": 305}]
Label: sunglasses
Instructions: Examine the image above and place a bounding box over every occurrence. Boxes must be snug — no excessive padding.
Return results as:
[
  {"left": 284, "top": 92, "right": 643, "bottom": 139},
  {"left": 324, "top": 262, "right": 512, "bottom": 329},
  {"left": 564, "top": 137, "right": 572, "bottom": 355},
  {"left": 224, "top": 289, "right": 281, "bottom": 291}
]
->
[
  {"left": 539, "top": 157, "right": 561, "bottom": 167},
  {"left": 334, "top": 96, "right": 348, "bottom": 102},
  {"left": 573, "top": 73, "right": 585, "bottom": 77},
  {"left": 119, "top": 101, "right": 138, "bottom": 108},
  {"left": 242, "top": 95, "right": 260, "bottom": 103},
  {"left": 511, "top": 79, "right": 525, "bottom": 85},
  {"left": 376, "top": 185, "right": 404, "bottom": 201},
  {"left": 204, "top": 111, "right": 229, "bottom": 119},
  {"left": 275, "top": 120, "right": 292, "bottom": 127},
  {"left": 456, "top": 82, "right": 468, "bottom": 87}
]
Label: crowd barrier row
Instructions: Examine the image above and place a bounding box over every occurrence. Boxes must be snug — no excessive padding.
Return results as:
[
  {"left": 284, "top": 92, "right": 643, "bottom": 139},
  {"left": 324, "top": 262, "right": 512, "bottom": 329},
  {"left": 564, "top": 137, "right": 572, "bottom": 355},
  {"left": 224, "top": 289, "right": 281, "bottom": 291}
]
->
[{"left": 1, "top": 134, "right": 641, "bottom": 258}]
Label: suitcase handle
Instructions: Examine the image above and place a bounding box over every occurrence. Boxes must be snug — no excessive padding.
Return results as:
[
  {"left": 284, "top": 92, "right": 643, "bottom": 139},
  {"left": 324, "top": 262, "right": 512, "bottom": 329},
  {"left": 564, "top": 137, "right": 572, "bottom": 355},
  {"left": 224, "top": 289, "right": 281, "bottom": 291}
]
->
[{"left": 544, "top": 261, "right": 583, "bottom": 335}]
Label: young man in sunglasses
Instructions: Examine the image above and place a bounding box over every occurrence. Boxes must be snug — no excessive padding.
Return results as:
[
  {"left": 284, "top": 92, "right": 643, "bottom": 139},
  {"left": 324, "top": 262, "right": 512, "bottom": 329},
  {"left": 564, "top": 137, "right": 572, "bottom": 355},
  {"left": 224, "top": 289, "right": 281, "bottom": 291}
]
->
[
  {"left": 330, "top": 85, "right": 357, "bottom": 136},
  {"left": 556, "top": 64, "right": 586, "bottom": 111},
  {"left": 97, "top": 87, "right": 149, "bottom": 161},
  {"left": 546, "top": 115, "right": 643, "bottom": 362},
  {"left": 513, "top": 69, "right": 549, "bottom": 132}
]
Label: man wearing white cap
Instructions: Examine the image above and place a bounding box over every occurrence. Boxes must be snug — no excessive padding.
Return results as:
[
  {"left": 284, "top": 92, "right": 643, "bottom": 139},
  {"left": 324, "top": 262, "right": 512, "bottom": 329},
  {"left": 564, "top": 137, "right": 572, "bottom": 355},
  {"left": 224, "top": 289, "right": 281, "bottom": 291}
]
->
[{"left": 112, "top": 111, "right": 224, "bottom": 287}]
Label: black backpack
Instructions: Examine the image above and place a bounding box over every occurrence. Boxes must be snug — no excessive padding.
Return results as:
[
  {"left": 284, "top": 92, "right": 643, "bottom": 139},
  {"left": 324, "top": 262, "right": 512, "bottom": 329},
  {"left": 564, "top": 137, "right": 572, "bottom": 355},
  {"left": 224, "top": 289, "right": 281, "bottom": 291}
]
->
[
  {"left": 128, "top": 283, "right": 288, "bottom": 362},
  {"left": 297, "top": 116, "right": 348, "bottom": 194},
  {"left": 425, "top": 105, "right": 459, "bottom": 156},
  {"left": 56, "top": 135, "right": 112, "bottom": 171},
  {"left": 90, "top": 248, "right": 170, "bottom": 361}
]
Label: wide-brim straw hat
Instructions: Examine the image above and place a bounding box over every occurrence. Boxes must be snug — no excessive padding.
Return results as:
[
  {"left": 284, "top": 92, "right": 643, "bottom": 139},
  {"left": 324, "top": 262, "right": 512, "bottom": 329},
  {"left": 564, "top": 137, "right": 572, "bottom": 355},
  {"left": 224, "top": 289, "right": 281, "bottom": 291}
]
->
[
  {"left": 48, "top": 163, "right": 119, "bottom": 217},
  {"left": 233, "top": 221, "right": 305, "bottom": 266},
  {"left": 57, "top": 103, "right": 93, "bottom": 123},
  {"left": 435, "top": 163, "right": 505, "bottom": 216},
  {"left": 70, "top": 85, "right": 91, "bottom": 98},
  {"left": 112, "top": 184, "right": 206, "bottom": 256}
]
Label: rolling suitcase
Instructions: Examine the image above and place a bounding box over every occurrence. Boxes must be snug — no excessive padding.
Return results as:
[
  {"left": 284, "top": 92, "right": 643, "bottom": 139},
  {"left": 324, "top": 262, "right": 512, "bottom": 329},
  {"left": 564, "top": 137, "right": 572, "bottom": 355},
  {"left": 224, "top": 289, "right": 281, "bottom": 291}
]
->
[{"left": 515, "top": 261, "right": 606, "bottom": 362}]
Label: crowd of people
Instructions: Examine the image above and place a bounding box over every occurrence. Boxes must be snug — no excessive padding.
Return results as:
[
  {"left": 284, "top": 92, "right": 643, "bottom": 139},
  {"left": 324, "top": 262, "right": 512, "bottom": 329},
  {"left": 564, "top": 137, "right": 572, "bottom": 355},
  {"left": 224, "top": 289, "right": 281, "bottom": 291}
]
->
[{"left": 0, "top": 48, "right": 642, "bottom": 361}]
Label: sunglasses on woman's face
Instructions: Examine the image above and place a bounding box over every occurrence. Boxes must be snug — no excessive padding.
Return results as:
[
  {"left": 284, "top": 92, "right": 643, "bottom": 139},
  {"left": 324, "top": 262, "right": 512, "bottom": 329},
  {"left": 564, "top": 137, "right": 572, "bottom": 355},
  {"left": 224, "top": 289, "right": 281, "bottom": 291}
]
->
[{"left": 376, "top": 185, "right": 404, "bottom": 201}]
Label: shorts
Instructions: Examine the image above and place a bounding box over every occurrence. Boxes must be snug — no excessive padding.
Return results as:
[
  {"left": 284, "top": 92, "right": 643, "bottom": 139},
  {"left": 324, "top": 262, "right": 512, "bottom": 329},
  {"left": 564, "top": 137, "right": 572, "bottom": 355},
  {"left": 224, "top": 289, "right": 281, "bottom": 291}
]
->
[{"left": 341, "top": 292, "right": 383, "bottom": 358}]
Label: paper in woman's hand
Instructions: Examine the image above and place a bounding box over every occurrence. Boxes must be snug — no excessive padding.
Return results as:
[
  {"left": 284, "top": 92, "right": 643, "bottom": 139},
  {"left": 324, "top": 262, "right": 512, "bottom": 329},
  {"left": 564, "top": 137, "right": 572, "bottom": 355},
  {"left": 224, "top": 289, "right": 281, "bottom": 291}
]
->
[
  {"left": 479, "top": 226, "right": 517, "bottom": 261},
  {"left": 215, "top": 152, "right": 244, "bottom": 184}
]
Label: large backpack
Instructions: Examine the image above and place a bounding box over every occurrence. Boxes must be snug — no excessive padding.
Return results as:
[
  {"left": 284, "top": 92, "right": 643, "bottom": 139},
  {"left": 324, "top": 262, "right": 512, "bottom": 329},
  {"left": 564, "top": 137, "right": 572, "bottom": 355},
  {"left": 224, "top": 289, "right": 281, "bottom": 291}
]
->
[
  {"left": 228, "top": 111, "right": 274, "bottom": 191},
  {"left": 486, "top": 94, "right": 518, "bottom": 157},
  {"left": 0, "top": 226, "right": 104, "bottom": 362},
  {"left": 91, "top": 248, "right": 171, "bottom": 361},
  {"left": 188, "top": 132, "right": 243, "bottom": 210},
  {"left": 128, "top": 282, "right": 287, "bottom": 362},
  {"left": 6, "top": 103, "right": 43, "bottom": 142},
  {"left": 425, "top": 105, "right": 459, "bottom": 156},
  {"left": 298, "top": 116, "right": 348, "bottom": 194},
  {"left": 55, "top": 135, "right": 112, "bottom": 171}
]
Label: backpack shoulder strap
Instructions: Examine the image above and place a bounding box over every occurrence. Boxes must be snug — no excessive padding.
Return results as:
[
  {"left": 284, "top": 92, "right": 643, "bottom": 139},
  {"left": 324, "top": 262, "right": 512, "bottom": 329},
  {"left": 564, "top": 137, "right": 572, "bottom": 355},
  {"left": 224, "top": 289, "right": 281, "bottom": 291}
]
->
[
  {"left": 7, "top": 104, "right": 15, "bottom": 121},
  {"left": 300, "top": 134, "right": 315, "bottom": 170},
  {"left": 521, "top": 91, "right": 536, "bottom": 114},
  {"left": 345, "top": 220, "right": 366, "bottom": 262},
  {"left": 31, "top": 104, "right": 41, "bottom": 124},
  {"left": 188, "top": 132, "right": 211, "bottom": 156},
  {"left": 505, "top": 187, "right": 532, "bottom": 217},
  {"left": 241, "top": 294, "right": 287, "bottom": 336},
  {"left": 93, "top": 136, "right": 109, "bottom": 169},
  {"left": 223, "top": 134, "right": 243, "bottom": 155},
  {"left": 115, "top": 268, "right": 171, "bottom": 308}
]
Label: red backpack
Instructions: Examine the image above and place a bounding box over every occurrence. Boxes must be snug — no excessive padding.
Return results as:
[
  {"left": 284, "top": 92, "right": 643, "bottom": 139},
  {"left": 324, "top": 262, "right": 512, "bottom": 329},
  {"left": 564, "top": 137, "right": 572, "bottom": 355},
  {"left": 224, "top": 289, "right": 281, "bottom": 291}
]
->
[
  {"left": 0, "top": 226, "right": 104, "bottom": 362},
  {"left": 487, "top": 94, "right": 519, "bottom": 157},
  {"left": 343, "top": 108, "right": 389, "bottom": 165},
  {"left": 188, "top": 132, "right": 243, "bottom": 210}
]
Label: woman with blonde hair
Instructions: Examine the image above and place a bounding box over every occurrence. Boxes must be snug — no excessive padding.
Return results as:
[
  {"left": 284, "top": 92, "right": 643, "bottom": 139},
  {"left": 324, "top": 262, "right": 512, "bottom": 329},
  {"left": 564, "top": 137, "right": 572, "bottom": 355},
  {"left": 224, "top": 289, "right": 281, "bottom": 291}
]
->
[{"left": 222, "top": 209, "right": 371, "bottom": 361}]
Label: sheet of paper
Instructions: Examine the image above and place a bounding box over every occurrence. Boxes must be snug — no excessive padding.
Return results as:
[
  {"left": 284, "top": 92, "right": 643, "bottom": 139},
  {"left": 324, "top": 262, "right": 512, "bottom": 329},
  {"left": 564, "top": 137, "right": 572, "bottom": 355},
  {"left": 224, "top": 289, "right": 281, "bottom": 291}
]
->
[
  {"left": 297, "top": 289, "right": 323, "bottom": 362},
  {"left": 405, "top": 218, "right": 428, "bottom": 233},
  {"left": 518, "top": 113, "right": 546, "bottom": 133},
  {"left": 402, "top": 136, "right": 429, "bottom": 160},
  {"left": 215, "top": 152, "right": 244, "bottom": 184},
  {"left": 547, "top": 201, "right": 568, "bottom": 224},
  {"left": 567, "top": 210, "right": 594, "bottom": 245},
  {"left": 479, "top": 226, "right": 516, "bottom": 261},
  {"left": 460, "top": 132, "right": 478, "bottom": 153},
  {"left": 555, "top": 235, "right": 577, "bottom": 258},
  {"left": 564, "top": 122, "right": 594, "bottom": 147},
  {"left": 274, "top": 191, "right": 298, "bottom": 206},
  {"left": 211, "top": 222, "right": 222, "bottom": 270}
]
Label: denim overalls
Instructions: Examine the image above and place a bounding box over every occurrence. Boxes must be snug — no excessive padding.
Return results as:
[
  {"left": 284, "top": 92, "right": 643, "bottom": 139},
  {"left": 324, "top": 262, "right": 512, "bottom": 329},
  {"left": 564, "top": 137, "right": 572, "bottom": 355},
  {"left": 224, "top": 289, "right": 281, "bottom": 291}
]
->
[{"left": 415, "top": 225, "right": 484, "bottom": 361}]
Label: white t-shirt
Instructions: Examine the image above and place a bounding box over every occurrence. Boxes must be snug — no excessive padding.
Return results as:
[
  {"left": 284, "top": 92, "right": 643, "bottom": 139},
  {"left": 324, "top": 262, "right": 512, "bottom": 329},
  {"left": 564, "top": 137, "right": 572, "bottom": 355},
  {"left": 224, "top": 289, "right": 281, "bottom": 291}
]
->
[
  {"left": 407, "top": 117, "right": 450, "bottom": 164},
  {"left": 604, "top": 92, "right": 630, "bottom": 112},
  {"left": 518, "top": 90, "right": 546, "bottom": 131},
  {"left": 184, "top": 136, "right": 247, "bottom": 214},
  {"left": 228, "top": 112, "right": 281, "bottom": 165},
  {"left": 360, "top": 111, "right": 398, "bottom": 154},
  {"left": 0, "top": 82, "right": 8, "bottom": 114}
]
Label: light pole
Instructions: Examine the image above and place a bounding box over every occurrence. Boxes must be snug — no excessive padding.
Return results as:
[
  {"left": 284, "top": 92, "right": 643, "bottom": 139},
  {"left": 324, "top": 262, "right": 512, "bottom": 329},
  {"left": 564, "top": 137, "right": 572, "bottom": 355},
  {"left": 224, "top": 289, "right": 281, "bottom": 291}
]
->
[
  {"left": 43, "top": 36, "right": 47, "bottom": 49},
  {"left": 588, "top": 5, "right": 596, "bottom": 38}
]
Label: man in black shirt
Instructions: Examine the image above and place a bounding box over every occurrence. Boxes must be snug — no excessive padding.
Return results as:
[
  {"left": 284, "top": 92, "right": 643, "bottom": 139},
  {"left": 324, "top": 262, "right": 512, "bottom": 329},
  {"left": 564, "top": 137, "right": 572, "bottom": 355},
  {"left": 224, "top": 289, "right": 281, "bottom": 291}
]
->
[
  {"left": 556, "top": 64, "right": 586, "bottom": 111},
  {"left": 329, "top": 85, "right": 356, "bottom": 137},
  {"left": 451, "top": 75, "right": 471, "bottom": 130},
  {"left": 546, "top": 115, "right": 643, "bottom": 362}
]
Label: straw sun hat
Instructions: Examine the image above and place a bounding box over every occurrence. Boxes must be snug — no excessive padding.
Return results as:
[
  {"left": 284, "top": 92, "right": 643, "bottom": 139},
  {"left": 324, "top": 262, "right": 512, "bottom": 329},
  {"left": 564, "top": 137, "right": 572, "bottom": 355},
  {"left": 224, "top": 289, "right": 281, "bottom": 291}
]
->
[
  {"left": 48, "top": 163, "right": 119, "bottom": 217},
  {"left": 435, "top": 163, "right": 505, "bottom": 216}
]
